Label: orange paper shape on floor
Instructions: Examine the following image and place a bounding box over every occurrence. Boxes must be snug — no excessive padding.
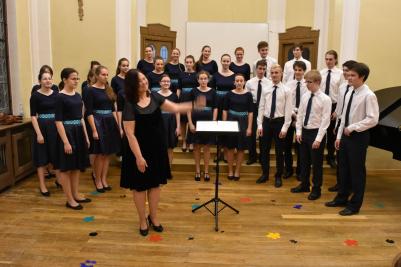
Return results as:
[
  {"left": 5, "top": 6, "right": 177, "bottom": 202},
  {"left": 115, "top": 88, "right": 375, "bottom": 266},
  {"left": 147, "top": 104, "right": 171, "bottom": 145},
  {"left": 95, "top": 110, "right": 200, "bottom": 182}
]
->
[
  {"left": 148, "top": 234, "right": 163, "bottom": 242},
  {"left": 344, "top": 239, "right": 358, "bottom": 246}
]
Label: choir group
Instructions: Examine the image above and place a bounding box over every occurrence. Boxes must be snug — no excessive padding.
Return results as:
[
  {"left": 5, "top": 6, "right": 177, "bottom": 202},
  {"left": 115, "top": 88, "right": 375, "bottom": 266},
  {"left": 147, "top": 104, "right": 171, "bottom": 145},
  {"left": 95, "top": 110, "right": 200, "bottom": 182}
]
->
[{"left": 29, "top": 41, "right": 379, "bottom": 236}]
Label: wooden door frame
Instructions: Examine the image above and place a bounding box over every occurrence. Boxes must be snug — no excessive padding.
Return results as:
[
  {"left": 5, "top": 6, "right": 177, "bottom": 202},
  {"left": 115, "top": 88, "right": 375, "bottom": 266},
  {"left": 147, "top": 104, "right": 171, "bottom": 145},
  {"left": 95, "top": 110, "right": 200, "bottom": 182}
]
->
[
  {"left": 140, "top": 24, "right": 177, "bottom": 59},
  {"left": 278, "top": 26, "right": 320, "bottom": 69}
]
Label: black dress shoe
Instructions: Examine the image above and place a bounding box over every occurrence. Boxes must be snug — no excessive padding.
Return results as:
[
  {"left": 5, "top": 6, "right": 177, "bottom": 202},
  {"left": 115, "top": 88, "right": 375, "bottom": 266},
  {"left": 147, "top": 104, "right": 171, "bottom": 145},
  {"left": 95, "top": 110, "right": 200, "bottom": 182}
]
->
[
  {"left": 325, "top": 200, "right": 347, "bottom": 207},
  {"left": 227, "top": 175, "right": 234, "bottom": 180},
  {"left": 139, "top": 227, "right": 149, "bottom": 236},
  {"left": 274, "top": 177, "right": 282, "bottom": 188},
  {"left": 256, "top": 175, "right": 268, "bottom": 184},
  {"left": 246, "top": 158, "right": 257, "bottom": 165},
  {"left": 194, "top": 173, "right": 201, "bottom": 181},
  {"left": 148, "top": 215, "right": 164, "bottom": 232},
  {"left": 339, "top": 208, "right": 358, "bottom": 216},
  {"left": 40, "top": 189, "right": 50, "bottom": 197},
  {"left": 96, "top": 187, "right": 106, "bottom": 193},
  {"left": 75, "top": 198, "right": 92, "bottom": 203},
  {"left": 291, "top": 184, "right": 310, "bottom": 193},
  {"left": 328, "top": 184, "right": 340, "bottom": 192},
  {"left": 308, "top": 192, "right": 321, "bottom": 200},
  {"left": 204, "top": 173, "right": 210, "bottom": 182},
  {"left": 66, "top": 202, "right": 83, "bottom": 210},
  {"left": 283, "top": 171, "right": 293, "bottom": 179},
  {"left": 233, "top": 176, "right": 240, "bottom": 181},
  {"left": 103, "top": 185, "right": 112, "bottom": 191},
  {"left": 327, "top": 159, "right": 337, "bottom": 169}
]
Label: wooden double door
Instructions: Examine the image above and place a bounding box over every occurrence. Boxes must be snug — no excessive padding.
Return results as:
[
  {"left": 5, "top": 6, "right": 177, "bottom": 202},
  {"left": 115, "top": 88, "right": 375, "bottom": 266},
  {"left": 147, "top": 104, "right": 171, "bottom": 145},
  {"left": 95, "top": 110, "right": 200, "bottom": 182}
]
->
[{"left": 140, "top": 24, "right": 176, "bottom": 62}]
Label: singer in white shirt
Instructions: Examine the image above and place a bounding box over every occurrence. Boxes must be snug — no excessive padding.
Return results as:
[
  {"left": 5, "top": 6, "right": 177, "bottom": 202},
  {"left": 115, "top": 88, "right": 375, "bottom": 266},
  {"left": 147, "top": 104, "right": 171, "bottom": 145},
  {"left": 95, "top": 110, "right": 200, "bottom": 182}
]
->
[
  {"left": 291, "top": 70, "right": 331, "bottom": 200},
  {"left": 282, "top": 43, "right": 311, "bottom": 84},
  {"left": 256, "top": 64, "right": 292, "bottom": 187},
  {"left": 327, "top": 63, "right": 379, "bottom": 216}
]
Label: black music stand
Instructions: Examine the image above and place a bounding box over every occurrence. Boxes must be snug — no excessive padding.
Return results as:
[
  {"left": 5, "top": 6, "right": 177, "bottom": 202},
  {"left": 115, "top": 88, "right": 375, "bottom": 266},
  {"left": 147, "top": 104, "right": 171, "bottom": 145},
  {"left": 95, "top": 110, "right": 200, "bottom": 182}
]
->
[{"left": 192, "top": 121, "right": 240, "bottom": 231}]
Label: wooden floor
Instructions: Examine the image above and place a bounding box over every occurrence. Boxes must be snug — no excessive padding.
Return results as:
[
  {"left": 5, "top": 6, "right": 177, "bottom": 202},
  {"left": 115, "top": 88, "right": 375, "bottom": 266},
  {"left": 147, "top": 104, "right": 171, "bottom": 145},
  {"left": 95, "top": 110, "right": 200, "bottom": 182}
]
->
[{"left": 1, "top": 151, "right": 401, "bottom": 266}]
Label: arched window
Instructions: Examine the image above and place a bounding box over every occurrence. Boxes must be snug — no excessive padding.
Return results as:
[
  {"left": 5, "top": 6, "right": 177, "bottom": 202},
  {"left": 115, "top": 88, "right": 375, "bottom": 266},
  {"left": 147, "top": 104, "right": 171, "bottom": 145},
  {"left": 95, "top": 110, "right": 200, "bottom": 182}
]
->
[{"left": 160, "top": 46, "right": 168, "bottom": 62}]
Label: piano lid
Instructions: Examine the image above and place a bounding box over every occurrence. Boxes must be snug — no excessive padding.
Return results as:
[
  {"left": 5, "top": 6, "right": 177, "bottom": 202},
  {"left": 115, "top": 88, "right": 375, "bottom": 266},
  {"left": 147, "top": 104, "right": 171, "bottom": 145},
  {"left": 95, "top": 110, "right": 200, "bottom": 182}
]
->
[{"left": 369, "top": 86, "right": 401, "bottom": 160}]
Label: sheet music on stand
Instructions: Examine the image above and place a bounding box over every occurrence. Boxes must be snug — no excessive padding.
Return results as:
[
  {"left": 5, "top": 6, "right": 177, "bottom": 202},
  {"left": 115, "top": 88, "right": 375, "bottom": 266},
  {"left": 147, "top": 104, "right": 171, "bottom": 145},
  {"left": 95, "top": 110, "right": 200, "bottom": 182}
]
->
[
  {"left": 196, "top": 121, "right": 239, "bottom": 133},
  {"left": 193, "top": 120, "right": 240, "bottom": 231}
]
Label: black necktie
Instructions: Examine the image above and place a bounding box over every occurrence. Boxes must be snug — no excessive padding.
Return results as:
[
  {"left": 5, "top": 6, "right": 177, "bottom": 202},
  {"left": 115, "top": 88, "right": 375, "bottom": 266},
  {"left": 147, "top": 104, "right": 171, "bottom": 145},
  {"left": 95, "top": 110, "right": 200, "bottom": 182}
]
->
[
  {"left": 303, "top": 93, "right": 314, "bottom": 127},
  {"left": 295, "top": 81, "right": 301, "bottom": 108},
  {"left": 256, "top": 80, "right": 262, "bottom": 106},
  {"left": 270, "top": 85, "right": 277, "bottom": 119},
  {"left": 344, "top": 90, "right": 355, "bottom": 127},
  {"left": 325, "top": 69, "right": 331, "bottom": 95},
  {"left": 340, "top": 84, "right": 351, "bottom": 115}
]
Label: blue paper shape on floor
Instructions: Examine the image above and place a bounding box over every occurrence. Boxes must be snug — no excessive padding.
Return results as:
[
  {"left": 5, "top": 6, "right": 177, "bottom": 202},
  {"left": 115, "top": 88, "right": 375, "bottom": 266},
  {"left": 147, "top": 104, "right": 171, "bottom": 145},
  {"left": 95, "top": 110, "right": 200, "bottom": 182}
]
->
[
  {"left": 86, "top": 260, "right": 97, "bottom": 264},
  {"left": 374, "top": 203, "right": 384, "bottom": 208},
  {"left": 90, "top": 191, "right": 101, "bottom": 196},
  {"left": 80, "top": 260, "right": 97, "bottom": 267},
  {"left": 293, "top": 204, "right": 302, "bottom": 209},
  {"left": 192, "top": 204, "right": 200, "bottom": 209},
  {"left": 83, "top": 216, "right": 95, "bottom": 222}
]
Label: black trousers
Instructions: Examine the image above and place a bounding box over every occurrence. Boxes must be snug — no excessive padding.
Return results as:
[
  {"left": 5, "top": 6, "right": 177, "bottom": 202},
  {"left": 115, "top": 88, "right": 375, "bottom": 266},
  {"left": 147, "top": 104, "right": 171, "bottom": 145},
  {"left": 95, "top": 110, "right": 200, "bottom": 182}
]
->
[
  {"left": 335, "top": 131, "right": 370, "bottom": 212},
  {"left": 299, "top": 128, "right": 325, "bottom": 191},
  {"left": 325, "top": 103, "right": 337, "bottom": 161},
  {"left": 284, "top": 123, "right": 300, "bottom": 175},
  {"left": 248, "top": 103, "right": 259, "bottom": 160},
  {"left": 260, "top": 117, "right": 285, "bottom": 177}
]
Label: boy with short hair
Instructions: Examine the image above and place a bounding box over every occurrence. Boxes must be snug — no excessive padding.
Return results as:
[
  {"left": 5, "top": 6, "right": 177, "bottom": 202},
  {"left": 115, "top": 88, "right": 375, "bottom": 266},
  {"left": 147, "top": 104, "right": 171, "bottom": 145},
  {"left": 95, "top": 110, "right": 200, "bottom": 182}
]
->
[
  {"left": 291, "top": 70, "right": 331, "bottom": 200},
  {"left": 253, "top": 41, "right": 277, "bottom": 79}
]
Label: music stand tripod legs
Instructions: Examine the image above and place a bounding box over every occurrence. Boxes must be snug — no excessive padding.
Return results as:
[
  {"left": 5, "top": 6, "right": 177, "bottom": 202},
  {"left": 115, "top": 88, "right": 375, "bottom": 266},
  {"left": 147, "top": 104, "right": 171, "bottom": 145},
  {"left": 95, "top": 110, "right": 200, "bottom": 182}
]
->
[{"left": 192, "top": 135, "right": 239, "bottom": 232}]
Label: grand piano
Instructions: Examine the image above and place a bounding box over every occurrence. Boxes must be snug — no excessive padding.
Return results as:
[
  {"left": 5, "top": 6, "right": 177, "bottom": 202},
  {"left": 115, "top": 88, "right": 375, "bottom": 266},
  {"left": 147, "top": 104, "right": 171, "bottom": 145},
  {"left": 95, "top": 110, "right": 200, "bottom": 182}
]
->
[{"left": 370, "top": 86, "right": 401, "bottom": 160}]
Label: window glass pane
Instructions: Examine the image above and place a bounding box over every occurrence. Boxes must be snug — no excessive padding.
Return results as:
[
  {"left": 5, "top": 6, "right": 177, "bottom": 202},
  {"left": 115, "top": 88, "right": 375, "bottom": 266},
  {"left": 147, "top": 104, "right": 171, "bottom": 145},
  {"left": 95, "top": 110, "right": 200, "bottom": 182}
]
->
[{"left": 160, "top": 46, "right": 168, "bottom": 62}]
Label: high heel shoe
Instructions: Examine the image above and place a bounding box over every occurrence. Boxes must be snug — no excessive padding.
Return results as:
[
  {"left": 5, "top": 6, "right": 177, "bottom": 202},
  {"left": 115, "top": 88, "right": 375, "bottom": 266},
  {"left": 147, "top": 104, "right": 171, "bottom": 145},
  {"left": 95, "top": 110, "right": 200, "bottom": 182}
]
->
[
  {"left": 92, "top": 173, "right": 105, "bottom": 193},
  {"left": 204, "top": 173, "right": 210, "bottom": 182},
  {"left": 139, "top": 227, "right": 149, "bottom": 236},
  {"left": 147, "top": 215, "right": 163, "bottom": 232},
  {"left": 40, "top": 189, "right": 50, "bottom": 197},
  {"left": 55, "top": 181, "right": 62, "bottom": 189},
  {"left": 233, "top": 175, "right": 240, "bottom": 181},
  {"left": 194, "top": 173, "right": 201, "bottom": 181},
  {"left": 103, "top": 186, "right": 112, "bottom": 191},
  {"left": 65, "top": 202, "right": 83, "bottom": 210},
  {"left": 75, "top": 198, "right": 92, "bottom": 203},
  {"left": 181, "top": 147, "right": 188, "bottom": 152}
]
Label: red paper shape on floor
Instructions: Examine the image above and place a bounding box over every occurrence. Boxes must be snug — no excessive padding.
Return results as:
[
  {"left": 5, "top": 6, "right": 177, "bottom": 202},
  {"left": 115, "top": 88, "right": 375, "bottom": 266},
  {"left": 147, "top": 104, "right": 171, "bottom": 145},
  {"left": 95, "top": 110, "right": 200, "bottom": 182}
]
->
[
  {"left": 148, "top": 234, "right": 163, "bottom": 242},
  {"left": 344, "top": 239, "right": 358, "bottom": 246},
  {"left": 240, "top": 197, "right": 252, "bottom": 203}
]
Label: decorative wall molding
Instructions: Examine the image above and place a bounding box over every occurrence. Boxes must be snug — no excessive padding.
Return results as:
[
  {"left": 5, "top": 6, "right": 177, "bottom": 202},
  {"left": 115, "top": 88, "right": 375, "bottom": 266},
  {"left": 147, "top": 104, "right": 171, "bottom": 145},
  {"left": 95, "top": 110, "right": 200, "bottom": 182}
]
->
[
  {"left": 267, "top": 0, "right": 286, "bottom": 60},
  {"left": 340, "top": 0, "right": 360, "bottom": 64},
  {"left": 313, "top": 0, "right": 329, "bottom": 69},
  {"left": 116, "top": 0, "right": 132, "bottom": 62}
]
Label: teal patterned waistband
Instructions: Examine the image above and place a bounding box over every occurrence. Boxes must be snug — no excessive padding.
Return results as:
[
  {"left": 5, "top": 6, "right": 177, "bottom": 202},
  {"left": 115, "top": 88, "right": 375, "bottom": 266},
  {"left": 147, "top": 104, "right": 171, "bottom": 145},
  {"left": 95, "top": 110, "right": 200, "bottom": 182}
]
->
[
  {"left": 182, "top": 87, "right": 192, "bottom": 93},
  {"left": 38, "top": 113, "right": 55, "bottom": 119},
  {"left": 63, "top": 120, "right": 81, "bottom": 125},
  {"left": 199, "top": 106, "right": 212, "bottom": 112},
  {"left": 151, "top": 87, "right": 161, "bottom": 92},
  {"left": 216, "top": 90, "right": 228, "bottom": 96},
  {"left": 229, "top": 110, "right": 248, "bottom": 116},
  {"left": 94, "top": 109, "right": 112, "bottom": 115},
  {"left": 171, "top": 79, "right": 179, "bottom": 84}
]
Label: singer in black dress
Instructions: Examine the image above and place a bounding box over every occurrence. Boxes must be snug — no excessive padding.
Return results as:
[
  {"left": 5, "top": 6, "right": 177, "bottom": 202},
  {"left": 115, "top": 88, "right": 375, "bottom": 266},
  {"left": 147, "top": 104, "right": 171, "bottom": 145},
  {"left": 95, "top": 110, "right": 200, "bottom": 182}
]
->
[
  {"left": 31, "top": 65, "right": 59, "bottom": 94},
  {"left": 178, "top": 55, "right": 198, "bottom": 152},
  {"left": 55, "top": 68, "right": 90, "bottom": 210},
  {"left": 30, "top": 72, "right": 60, "bottom": 196},
  {"left": 86, "top": 66, "right": 120, "bottom": 192},
  {"left": 211, "top": 54, "right": 235, "bottom": 119},
  {"left": 111, "top": 58, "right": 129, "bottom": 95},
  {"left": 136, "top": 46, "right": 154, "bottom": 75},
  {"left": 188, "top": 71, "right": 218, "bottom": 182},
  {"left": 146, "top": 57, "right": 165, "bottom": 93},
  {"left": 165, "top": 48, "right": 185, "bottom": 93},
  {"left": 229, "top": 47, "right": 251, "bottom": 81},
  {"left": 194, "top": 45, "right": 218, "bottom": 80},
  {"left": 121, "top": 69, "right": 199, "bottom": 236},
  {"left": 222, "top": 74, "right": 253, "bottom": 181},
  {"left": 158, "top": 75, "right": 180, "bottom": 166}
]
